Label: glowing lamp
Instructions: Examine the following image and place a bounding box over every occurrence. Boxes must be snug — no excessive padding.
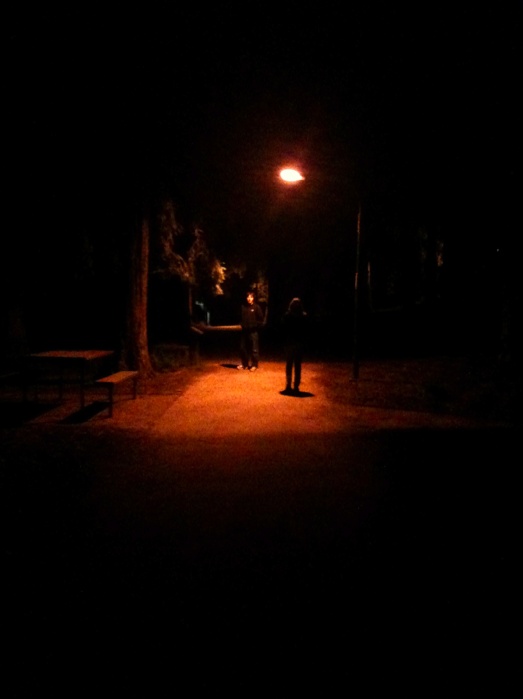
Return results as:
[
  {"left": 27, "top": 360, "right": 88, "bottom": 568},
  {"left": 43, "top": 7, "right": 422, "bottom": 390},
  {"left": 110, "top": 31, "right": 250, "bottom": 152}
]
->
[{"left": 279, "top": 168, "right": 304, "bottom": 183}]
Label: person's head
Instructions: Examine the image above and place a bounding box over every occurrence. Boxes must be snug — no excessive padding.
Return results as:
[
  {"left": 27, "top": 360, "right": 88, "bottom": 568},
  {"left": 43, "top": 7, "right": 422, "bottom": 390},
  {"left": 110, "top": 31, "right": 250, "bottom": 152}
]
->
[
  {"left": 288, "top": 297, "right": 303, "bottom": 314},
  {"left": 246, "top": 292, "right": 255, "bottom": 305}
]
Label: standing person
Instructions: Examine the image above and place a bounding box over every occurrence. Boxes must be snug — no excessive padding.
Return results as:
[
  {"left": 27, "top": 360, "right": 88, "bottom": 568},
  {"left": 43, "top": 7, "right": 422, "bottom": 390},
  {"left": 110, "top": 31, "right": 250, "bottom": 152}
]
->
[
  {"left": 282, "top": 297, "right": 308, "bottom": 393},
  {"left": 238, "top": 291, "right": 265, "bottom": 371}
]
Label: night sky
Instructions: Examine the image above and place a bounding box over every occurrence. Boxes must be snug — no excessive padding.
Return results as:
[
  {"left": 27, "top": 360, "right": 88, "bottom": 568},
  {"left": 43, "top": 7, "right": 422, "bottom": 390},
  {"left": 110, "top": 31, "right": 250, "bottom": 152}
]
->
[{"left": 5, "top": 4, "right": 521, "bottom": 320}]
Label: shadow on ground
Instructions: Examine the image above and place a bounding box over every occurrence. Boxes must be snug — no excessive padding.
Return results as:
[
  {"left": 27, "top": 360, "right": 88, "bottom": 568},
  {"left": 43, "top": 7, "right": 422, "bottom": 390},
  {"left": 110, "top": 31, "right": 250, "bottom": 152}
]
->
[{"left": 0, "top": 400, "right": 55, "bottom": 427}]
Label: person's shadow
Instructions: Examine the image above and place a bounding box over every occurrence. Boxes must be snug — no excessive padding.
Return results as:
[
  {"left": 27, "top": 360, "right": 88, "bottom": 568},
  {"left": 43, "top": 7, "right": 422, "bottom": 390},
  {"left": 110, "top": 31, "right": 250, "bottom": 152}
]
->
[
  {"left": 279, "top": 389, "right": 314, "bottom": 398},
  {"left": 221, "top": 363, "right": 313, "bottom": 396}
]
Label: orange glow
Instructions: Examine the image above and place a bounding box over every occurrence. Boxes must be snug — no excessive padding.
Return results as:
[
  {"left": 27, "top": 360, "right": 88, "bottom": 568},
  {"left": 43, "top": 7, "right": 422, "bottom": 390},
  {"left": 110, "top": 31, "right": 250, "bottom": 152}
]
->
[{"left": 279, "top": 167, "right": 304, "bottom": 183}]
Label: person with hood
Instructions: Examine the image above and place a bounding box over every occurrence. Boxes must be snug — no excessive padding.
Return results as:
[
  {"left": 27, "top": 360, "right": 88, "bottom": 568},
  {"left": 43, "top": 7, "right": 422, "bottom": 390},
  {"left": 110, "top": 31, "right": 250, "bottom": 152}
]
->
[{"left": 282, "top": 297, "right": 308, "bottom": 393}]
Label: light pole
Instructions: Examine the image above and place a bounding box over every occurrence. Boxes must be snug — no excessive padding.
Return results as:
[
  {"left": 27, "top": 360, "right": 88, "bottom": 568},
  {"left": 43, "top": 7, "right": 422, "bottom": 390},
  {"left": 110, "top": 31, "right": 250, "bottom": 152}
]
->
[{"left": 352, "top": 202, "right": 362, "bottom": 381}]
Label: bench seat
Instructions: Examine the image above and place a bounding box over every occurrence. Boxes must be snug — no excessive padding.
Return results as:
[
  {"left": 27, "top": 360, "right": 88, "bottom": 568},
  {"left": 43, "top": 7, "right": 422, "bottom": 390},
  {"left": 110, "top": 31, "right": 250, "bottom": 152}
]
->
[{"left": 95, "top": 370, "right": 138, "bottom": 416}]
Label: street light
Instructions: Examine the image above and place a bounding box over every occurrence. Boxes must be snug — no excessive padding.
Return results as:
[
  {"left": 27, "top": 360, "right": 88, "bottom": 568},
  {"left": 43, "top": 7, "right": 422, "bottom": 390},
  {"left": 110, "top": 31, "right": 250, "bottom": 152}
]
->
[{"left": 279, "top": 167, "right": 304, "bottom": 183}]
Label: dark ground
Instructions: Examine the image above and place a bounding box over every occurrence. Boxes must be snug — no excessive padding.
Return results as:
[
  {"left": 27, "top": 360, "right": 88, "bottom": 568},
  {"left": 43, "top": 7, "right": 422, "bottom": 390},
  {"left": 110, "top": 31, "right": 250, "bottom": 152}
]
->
[{"left": 1, "top": 352, "right": 518, "bottom": 695}]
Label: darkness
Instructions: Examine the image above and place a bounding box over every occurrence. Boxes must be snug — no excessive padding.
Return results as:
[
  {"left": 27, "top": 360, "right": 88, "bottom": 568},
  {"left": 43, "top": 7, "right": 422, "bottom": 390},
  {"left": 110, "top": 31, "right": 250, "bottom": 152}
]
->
[
  {"left": 4, "top": 4, "right": 521, "bottom": 355},
  {"left": 2, "top": 8, "right": 520, "bottom": 693}
]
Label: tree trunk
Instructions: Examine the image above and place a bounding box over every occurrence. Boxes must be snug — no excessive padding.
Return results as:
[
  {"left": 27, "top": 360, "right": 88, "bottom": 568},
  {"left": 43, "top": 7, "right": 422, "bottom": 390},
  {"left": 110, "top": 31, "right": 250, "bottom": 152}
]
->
[{"left": 121, "top": 215, "right": 154, "bottom": 376}]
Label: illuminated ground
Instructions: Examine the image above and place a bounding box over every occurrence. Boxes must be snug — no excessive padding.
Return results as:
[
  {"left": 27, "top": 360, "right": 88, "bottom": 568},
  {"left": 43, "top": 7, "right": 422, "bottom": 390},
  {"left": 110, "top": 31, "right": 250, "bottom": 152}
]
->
[{"left": 2, "top": 355, "right": 516, "bottom": 694}]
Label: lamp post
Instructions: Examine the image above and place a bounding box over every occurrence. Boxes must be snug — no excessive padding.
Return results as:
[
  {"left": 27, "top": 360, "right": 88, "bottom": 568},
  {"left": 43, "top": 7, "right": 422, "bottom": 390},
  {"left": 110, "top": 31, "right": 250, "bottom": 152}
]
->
[{"left": 352, "top": 202, "right": 362, "bottom": 381}]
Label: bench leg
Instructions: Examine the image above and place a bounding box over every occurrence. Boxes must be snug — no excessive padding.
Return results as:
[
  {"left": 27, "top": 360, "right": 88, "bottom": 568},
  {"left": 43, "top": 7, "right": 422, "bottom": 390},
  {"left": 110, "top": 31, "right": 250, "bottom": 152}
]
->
[
  {"left": 99, "top": 375, "right": 137, "bottom": 416},
  {"left": 80, "top": 362, "right": 86, "bottom": 409}
]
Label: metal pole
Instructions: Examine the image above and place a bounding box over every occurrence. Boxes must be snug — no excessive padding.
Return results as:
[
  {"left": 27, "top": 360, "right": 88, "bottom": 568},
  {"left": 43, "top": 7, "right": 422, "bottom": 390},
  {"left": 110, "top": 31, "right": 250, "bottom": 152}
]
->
[{"left": 352, "top": 202, "right": 361, "bottom": 380}]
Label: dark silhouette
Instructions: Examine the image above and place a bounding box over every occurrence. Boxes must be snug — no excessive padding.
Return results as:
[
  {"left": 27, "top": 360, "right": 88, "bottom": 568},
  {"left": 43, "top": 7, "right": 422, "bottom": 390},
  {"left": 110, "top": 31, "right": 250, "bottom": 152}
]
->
[
  {"left": 282, "top": 297, "right": 308, "bottom": 393},
  {"left": 238, "top": 291, "right": 265, "bottom": 371}
]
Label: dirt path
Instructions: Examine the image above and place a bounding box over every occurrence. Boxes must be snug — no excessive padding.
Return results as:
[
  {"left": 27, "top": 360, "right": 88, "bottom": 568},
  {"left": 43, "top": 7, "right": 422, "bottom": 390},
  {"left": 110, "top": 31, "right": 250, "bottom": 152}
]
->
[
  {"left": 7, "top": 355, "right": 513, "bottom": 432},
  {"left": 2, "top": 355, "right": 516, "bottom": 695}
]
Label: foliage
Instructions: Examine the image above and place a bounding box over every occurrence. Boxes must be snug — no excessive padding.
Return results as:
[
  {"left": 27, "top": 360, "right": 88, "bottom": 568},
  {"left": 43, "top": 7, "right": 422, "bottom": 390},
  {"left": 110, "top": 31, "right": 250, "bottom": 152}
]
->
[
  {"left": 189, "top": 227, "right": 226, "bottom": 297},
  {"left": 154, "top": 199, "right": 192, "bottom": 282},
  {"left": 152, "top": 199, "right": 225, "bottom": 301},
  {"left": 368, "top": 224, "right": 444, "bottom": 311}
]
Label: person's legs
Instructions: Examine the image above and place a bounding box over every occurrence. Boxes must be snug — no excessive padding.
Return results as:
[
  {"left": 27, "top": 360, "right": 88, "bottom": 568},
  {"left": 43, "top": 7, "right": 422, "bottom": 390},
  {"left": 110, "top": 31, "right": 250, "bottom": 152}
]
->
[
  {"left": 250, "top": 331, "right": 259, "bottom": 368},
  {"left": 239, "top": 332, "right": 249, "bottom": 368},
  {"left": 285, "top": 346, "right": 293, "bottom": 390},
  {"left": 294, "top": 346, "right": 303, "bottom": 391},
  {"left": 294, "top": 363, "right": 301, "bottom": 390}
]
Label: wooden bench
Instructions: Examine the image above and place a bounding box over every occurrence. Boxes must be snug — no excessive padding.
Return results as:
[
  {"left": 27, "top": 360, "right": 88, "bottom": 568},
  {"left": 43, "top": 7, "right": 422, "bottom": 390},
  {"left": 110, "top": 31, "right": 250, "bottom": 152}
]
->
[{"left": 95, "top": 371, "right": 138, "bottom": 417}]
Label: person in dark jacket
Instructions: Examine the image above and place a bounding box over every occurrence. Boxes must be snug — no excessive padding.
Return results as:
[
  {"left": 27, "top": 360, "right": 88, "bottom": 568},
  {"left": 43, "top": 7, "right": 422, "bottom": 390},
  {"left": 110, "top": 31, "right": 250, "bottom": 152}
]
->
[
  {"left": 238, "top": 291, "right": 265, "bottom": 371},
  {"left": 282, "top": 297, "right": 308, "bottom": 393}
]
